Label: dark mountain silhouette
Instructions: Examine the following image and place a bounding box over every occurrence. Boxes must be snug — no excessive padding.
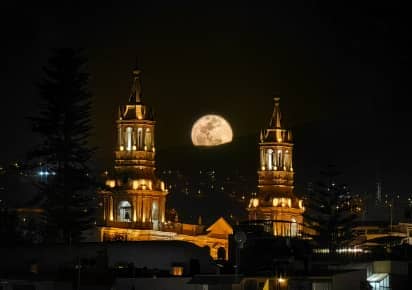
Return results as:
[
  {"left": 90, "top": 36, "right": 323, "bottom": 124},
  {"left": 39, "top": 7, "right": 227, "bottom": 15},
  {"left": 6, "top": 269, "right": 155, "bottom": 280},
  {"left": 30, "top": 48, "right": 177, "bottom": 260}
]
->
[
  {"left": 157, "top": 134, "right": 259, "bottom": 175},
  {"left": 156, "top": 113, "right": 411, "bottom": 224}
]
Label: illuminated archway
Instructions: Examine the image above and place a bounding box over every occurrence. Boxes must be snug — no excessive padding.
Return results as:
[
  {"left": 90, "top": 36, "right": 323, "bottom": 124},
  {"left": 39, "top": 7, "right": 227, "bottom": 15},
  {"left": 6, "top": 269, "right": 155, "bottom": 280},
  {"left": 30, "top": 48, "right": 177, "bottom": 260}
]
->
[
  {"left": 118, "top": 200, "right": 132, "bottom": 222},
  {"left": 291, "top": 218, "right": 297, "bottom": 236},
  {"left": 152, "top": 200, "right": 159, "bottom": 229}
]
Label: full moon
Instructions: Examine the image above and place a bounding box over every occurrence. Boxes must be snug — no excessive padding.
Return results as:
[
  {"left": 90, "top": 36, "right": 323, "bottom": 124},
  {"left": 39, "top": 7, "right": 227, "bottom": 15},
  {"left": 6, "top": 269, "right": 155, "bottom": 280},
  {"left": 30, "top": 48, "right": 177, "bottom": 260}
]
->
[{"left": 191, "top": 115, "right": 233, "bottom": 146}]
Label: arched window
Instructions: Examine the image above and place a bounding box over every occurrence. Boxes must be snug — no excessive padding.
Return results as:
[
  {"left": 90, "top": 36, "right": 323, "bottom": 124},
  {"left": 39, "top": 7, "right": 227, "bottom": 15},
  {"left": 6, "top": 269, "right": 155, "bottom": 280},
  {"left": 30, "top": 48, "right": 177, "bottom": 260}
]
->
[
  {"left": 126, "top": 127, "right": 132, "bottom": 151},
  {"left": 152, "top": 200, "right": 159, "bottom": 230},
  {"left": 291, "top": 218, "right": 297, "bottom": 237},
  {"left": 277, "top": 150, "right": 282, "bottom": 169},
  {"left": 118, "top": 200, "right": 132, "bottom": 222},
  {"left": 217, "top": 247, "right": 226, "bottom": 260},
  {"left": 145, "top": 128, "right": 152, "bottom": 149},
  {"left": 267, "top": 149, "right": 273, "bottom": 170},
  {"left": 284, "top": 150, "right": 290, "bottom": 169},
  {"left": 137, "top": 128, "right": 143, "bottom": 150}
]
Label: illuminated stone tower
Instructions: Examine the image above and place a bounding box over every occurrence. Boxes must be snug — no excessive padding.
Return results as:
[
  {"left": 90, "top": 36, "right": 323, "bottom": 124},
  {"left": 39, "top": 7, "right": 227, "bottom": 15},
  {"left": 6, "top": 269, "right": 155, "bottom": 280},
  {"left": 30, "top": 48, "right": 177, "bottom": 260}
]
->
[
  {"left": 248, "top": 97, "right": 304, "bottom": 236},
  {"left": 96, "top": 65, "right": 232, "bottom": 258},
  {"left": 100, "top": 66, "right": 167, "bottom": 232}
]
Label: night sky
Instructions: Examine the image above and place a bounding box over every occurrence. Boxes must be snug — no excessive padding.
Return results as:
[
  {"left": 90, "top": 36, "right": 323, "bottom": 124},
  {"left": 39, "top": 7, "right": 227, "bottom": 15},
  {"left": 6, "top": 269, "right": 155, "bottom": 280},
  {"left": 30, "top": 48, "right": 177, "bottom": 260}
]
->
[{"left": 1, "top": 1, "right": 411, "bottom": 197}]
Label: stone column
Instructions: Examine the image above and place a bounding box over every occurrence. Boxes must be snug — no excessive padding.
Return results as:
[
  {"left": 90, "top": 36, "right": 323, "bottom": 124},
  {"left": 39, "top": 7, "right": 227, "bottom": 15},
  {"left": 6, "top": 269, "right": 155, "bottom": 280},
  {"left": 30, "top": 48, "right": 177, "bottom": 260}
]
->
[
  {"left": 118, "top": 127, "right": 122, "bottom": 148},
  {"left": 160, "top": 196, "right": 166, "bottom": 223},
  {"left": 133, "top": 196, "right": 137, "bottom": 222},
  {"left": 109, "top": 196, "right": 114, "bottom": 221}
]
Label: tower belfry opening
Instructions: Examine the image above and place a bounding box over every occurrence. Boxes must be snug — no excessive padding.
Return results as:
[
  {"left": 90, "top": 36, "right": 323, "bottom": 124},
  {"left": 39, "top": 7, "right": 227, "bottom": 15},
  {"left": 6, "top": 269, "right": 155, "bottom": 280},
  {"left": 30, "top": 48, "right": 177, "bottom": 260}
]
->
[{"left": 247, "top": 97, "right": 304, "bottom": 237}]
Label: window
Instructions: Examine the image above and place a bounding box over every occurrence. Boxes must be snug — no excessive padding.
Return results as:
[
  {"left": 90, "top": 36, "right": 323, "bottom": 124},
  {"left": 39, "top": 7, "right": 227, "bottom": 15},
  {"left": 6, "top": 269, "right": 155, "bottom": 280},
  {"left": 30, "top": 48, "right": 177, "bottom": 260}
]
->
[
  {"left": 152, "top": 200, "right": 159, "bottom": 229},
  {"left": 126, "top": 127, "right": 132, "bottom": 151},
  {"left": 145, "top": 128, "right": 152, "bottom": 149},
  {"left": 291, "top": 218, "right": 297, "bottom": 237},
  {"left": 118, "top": 200, "right": 132, "bottom": 222},
  {"left": 277, "top": 150, "right": 282, "bottom": 169},
  {"left": 284, "top": 151, "right": 290, "bottom": 169},
  {"left": 267, "top": 149, "right": 273, "bottom": 170},
  {"left": 137, "top": 128, "right": 143, "bottom": 150}
]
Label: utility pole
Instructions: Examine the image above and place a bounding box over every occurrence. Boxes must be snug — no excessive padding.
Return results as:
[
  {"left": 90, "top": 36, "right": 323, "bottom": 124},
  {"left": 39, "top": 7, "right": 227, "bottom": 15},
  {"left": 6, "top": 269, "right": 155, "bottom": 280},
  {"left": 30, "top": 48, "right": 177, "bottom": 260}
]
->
[
  {"left": 233, "top": 231, "right": 246, "bottom": 282},
  {"left": 75, "top": 256, "right": 81, "bottom": 290}
]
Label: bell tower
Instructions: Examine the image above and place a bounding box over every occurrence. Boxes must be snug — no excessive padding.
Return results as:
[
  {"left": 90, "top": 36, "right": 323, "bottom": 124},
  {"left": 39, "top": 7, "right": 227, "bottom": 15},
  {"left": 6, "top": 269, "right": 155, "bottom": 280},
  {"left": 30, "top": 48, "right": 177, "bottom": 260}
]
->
[
  {"left": 100, "top": 65, "right": 167, "bottom": 231},
  {"left": 247, "top": 97, "right": 304, "bottom": 236},
  {"left": 115, "top": 66, "right": 156, "bottom": 178}
]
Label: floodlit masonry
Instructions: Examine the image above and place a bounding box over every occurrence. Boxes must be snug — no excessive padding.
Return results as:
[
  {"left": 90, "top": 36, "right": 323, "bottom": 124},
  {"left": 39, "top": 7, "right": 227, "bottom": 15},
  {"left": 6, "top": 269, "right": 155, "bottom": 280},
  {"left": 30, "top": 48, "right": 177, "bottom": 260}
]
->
[
  {"left": 97, "top": 66, "right": 232, "bottom": 259},
  {"left": 247, "top": 97, "right": 305, "bottom": 236},
  {"left": 98, "top": 66, "right": 306, "bottom": 258}
]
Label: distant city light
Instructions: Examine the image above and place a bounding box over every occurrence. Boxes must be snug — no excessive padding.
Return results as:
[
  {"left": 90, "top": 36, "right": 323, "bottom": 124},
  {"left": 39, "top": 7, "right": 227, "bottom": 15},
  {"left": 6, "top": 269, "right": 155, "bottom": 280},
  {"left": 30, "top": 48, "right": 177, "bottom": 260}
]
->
[
  {"left": 278, "top": 277, "right": 286, "bottom": 283},
  {"left": 37, "top": 170, "right": 55, "bottom": 176},
  {"left": 313, "top": 248, "right": 368, "bottom": 254}
]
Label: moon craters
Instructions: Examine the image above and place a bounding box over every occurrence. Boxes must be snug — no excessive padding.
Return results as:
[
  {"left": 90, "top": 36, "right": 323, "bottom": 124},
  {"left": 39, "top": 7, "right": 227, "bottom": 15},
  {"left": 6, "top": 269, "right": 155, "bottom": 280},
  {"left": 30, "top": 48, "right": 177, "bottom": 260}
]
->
[{"left": 191, "top": 115, "right": 233, "bottom": 146}]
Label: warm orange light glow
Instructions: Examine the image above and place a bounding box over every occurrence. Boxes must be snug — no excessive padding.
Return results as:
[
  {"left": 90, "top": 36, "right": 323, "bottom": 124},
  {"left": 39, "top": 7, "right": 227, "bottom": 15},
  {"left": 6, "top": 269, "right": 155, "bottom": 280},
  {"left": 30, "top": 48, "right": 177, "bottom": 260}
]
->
[
  {"left": 100, "top": 69, "right": 230, "bottom": 262},
  {"left": 278, "top": 277, "right": 286, "bottom": 284},
  {"left": 252, "top": 198, "right": 259, "bottom": 207},
  {"left": 106, "top": 180, "right": 116, "bottom": 188},
  {"left": 161, "top": 181, "right": 165, "bottom": 191},
  {"left": 132, "top": 179, "right": 152, "bottom": 190},
  {"left": 171, "top": 266, "right": 183, "bottom": 276}
]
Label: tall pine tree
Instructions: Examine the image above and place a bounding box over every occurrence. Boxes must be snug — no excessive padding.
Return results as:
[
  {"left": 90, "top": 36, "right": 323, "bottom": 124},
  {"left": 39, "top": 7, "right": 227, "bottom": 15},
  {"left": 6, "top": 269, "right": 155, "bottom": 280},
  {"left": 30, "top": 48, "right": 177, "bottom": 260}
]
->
[
  {"left": 29, "top": 48, "right": 95, "bottom": 244},
  {"left": 304, "top": 166, "right": 359, "bottom": 254}
]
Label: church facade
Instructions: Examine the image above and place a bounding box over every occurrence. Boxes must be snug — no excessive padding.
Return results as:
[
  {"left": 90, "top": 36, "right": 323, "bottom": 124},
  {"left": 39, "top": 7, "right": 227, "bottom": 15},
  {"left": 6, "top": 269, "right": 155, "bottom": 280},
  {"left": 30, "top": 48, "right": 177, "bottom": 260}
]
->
[
  {"left": 97, "top": 67, "right": 232, "bottom": 260},
  {"left": 247, "top": 97, "right": 305, "bottom": 236},
  {"left": 97, "top": 66, "right": 307, "bottom": 259}
]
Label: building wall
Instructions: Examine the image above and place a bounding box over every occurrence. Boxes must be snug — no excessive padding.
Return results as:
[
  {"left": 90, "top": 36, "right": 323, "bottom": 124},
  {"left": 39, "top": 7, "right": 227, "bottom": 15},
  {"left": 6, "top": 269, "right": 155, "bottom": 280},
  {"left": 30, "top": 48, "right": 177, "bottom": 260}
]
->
[
  {"left": 99, "top": 227, "right": 229, "bottom": 260},
  {"left": 332, "top": 270, "right": 366, "bottom": 290},
  {"left": 106, "top": 241, "right": 215, "bottom": 274}
]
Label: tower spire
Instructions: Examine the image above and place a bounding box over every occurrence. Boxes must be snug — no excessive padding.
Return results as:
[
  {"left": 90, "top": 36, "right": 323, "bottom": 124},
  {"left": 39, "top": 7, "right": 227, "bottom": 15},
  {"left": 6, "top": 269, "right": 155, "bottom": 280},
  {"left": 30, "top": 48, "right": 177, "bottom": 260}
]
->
[
  {"left": 248, "top": 96, "right": 304, "bottom": 237},
  {"left": 269, "top": 97, "right": 282, "bottom": 129},
  {"left": 129, "top": 60, "right": 143, "bottom": 104}
]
